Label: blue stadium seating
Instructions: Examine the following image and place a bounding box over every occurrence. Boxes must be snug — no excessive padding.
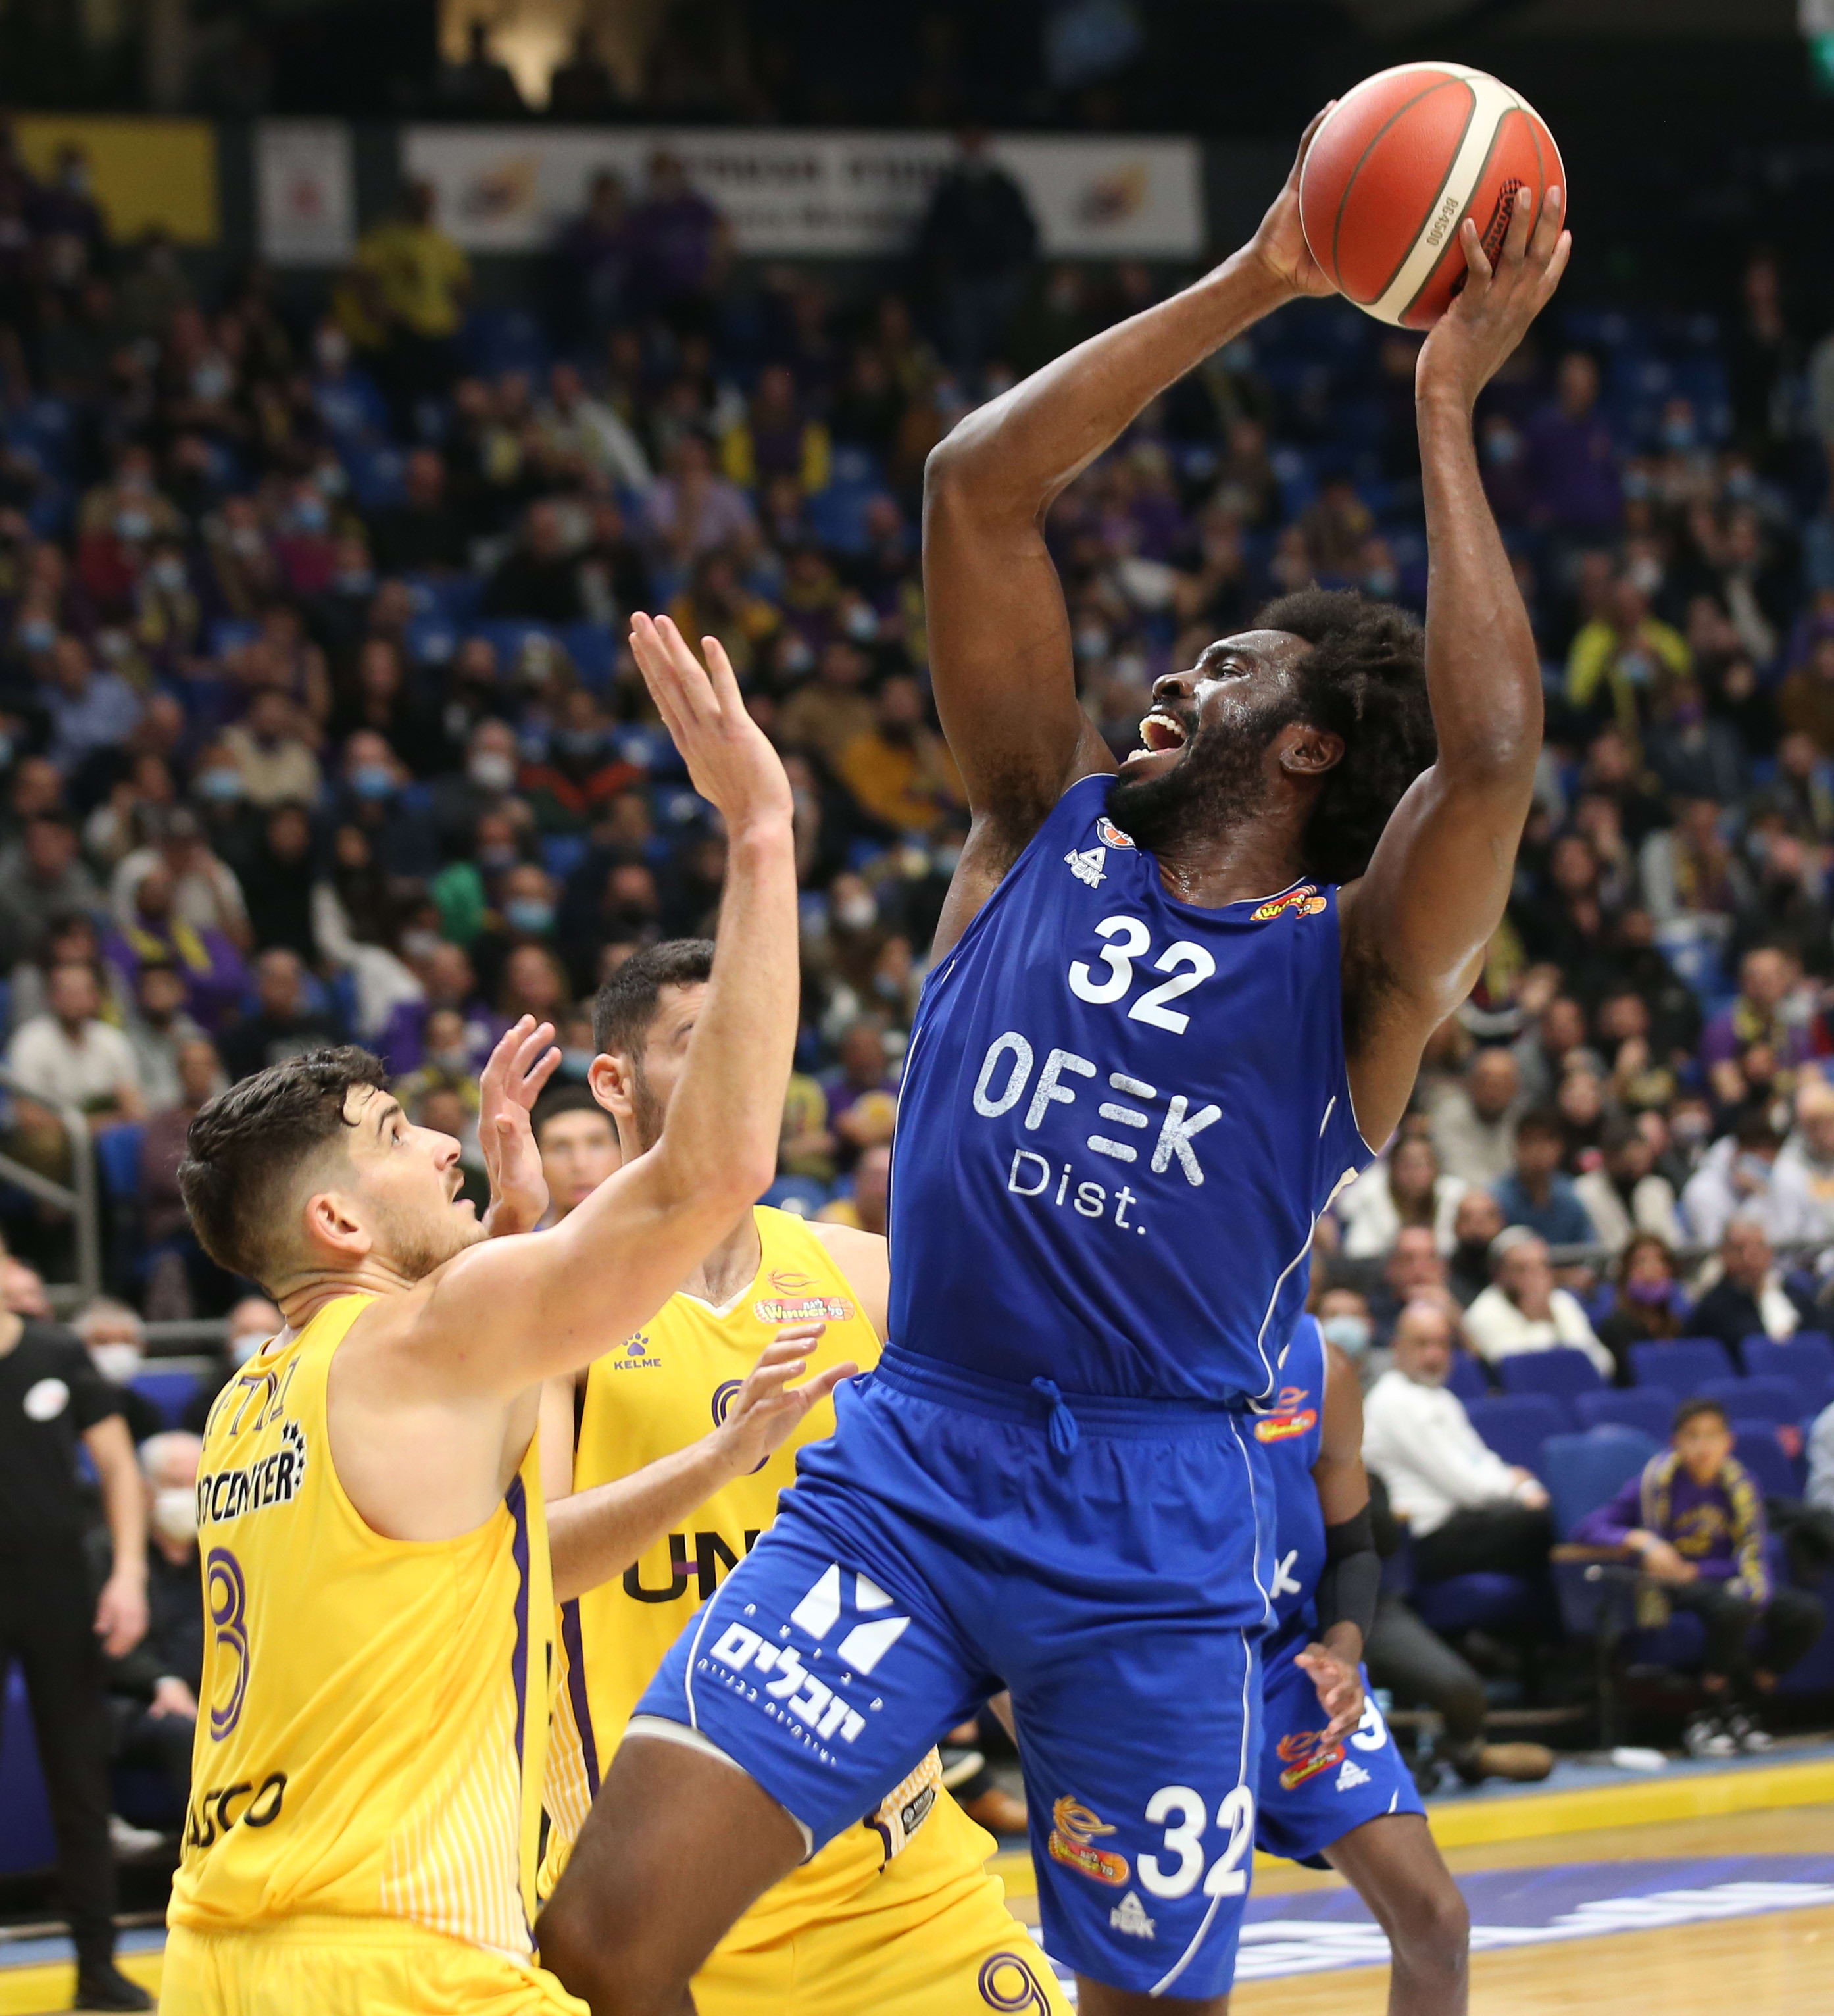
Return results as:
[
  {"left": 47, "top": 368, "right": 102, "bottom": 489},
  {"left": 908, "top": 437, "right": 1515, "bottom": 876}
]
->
[
  {"left": 1464, "top": 1393, "right": 1567, "bottom": 1476},
  {"left": 1574, "top": 1388, "right": 1674, "bottom": 1440},
  {"left": 0, "top": 1665, "right": 55, "bottom": 1877},
  {"left": 1743, "top": 1333, "right": 1834, "bottom": 1414},
  {"left": 1445, "top": 1351, "right": 1489, "bottom": 1403},
  {"left": 94, "top": 1122, "right": 145, "bottom": 1203},
  {"left": 1542, "top": 1426, "right": 1660, "bottom": 1540},
  {"left": 1628, "top": 1337, "right": 1735, "bottom": 1394},
  {"left": 130, "top": 1368, "right": 201, "bottom": 1430},
  {"left": 1496, "top": 1347, "right": 1604, "bottom": 1411},
  {"left": 1412, "top": 1570, "right": 1537, "bottom": 1637},
  {"left": 1727, "top": 1421, "right": 1798, "bottom": 1501},
  {"left": 1698, "top": 1376, "right": 1805, "bottom": 1430}
]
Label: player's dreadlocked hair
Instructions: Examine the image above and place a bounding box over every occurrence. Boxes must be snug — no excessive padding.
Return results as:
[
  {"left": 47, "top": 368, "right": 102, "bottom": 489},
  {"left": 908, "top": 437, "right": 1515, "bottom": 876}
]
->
[{"left": 1256, "top": 586, "right": 1437, "bottom": 885}]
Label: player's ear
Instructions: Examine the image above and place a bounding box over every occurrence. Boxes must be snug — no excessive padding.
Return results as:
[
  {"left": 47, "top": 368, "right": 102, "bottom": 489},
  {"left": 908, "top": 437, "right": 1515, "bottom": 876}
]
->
[
  {"left": 299, "top": 1186, "right": 370, "bottom": 1265},
  {"left": 1281, "top": 722, "right": 1345, "bottom": 777},
  {"left": 588, "top": 1050, "right": 633, "bottom": 1124}
]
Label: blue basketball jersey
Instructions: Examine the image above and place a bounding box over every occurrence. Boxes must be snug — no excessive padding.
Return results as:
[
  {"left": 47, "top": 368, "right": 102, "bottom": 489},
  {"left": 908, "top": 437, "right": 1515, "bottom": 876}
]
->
[
  {"left": 890, "top": 774, "right": 1374, "bottom": 1404},
  {"left": 1258, "top": 1314, "right": 1329, "bottom": 1649}
]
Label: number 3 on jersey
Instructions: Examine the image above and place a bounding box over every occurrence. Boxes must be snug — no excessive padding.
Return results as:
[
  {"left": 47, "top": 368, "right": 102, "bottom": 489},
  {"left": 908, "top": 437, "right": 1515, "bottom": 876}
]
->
[{"left": 1068, "top": 917, "right": 1216, "bottom": 1036}]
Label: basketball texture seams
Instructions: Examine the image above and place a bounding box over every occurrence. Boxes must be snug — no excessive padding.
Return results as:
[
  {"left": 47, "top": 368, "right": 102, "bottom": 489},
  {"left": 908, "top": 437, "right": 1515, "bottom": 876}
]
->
[{"left": 1300, "top": 63, "right": 1564, "bottom": 330}]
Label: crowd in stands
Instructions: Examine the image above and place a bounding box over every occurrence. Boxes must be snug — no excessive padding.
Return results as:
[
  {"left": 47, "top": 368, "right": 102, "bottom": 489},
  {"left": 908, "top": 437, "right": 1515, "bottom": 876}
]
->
[{"left": 7, "top": 105, "right": 1834, "bottom": 1898}]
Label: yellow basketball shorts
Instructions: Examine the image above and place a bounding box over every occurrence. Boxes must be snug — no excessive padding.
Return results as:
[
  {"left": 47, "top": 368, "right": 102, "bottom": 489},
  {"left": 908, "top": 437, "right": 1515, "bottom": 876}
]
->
[
  {"left": 691, "top": 1853, "right": 1071, "bottom": 2016},
  {"left": 161, "top": 1915, "right": 590, "bottom": 2016}
]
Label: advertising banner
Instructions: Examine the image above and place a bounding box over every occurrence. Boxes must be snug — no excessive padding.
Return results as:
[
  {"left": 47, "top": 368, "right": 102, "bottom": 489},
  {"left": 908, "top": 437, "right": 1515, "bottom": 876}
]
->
[
  {"left": 401, "top": 126, "right": 1204, "bottom": 259},
  {"left": 256, "top": 121, "right": 357, "bottom": 265}
]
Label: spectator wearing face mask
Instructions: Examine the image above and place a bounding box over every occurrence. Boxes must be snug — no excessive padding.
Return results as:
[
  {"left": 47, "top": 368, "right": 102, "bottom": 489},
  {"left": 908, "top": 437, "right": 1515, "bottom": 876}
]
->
[
  {"left": 180, "top": 1296, "right": 283, "bottom": 1434},
  {"left": 1682, "top": 1111, "right": 1794, "bottom": 1247},
  {"left": 1335, "top": 1134, "right": 1466, "bottom": 1259},
  {"left": 1595, "top": 1233, "right": 1689, "bottom": 1378},
  {"left": 123, "top": 957, "right": 206, "bottom": 1111},
  {"left": 70, "top": 1298, "right": 160, "bottom": 1441},
  {"left": 1312, "top": 1284, "right": 1379, "bottom": 1384},
  {"left": 1463, "top": 1228, "right": 1614, "bottom": 1376},
  {"left": 108, "top": 1430, "right": 205, "bottom": 1807}
]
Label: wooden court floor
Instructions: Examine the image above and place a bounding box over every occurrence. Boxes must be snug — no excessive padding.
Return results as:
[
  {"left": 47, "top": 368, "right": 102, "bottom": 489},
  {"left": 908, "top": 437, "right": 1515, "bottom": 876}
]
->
[
  {"left": 4, "top": 1800, "right": 1832, "bottom": 2013},
  {"left": 995, "top": 1802, "right": 1834, "bottom": 2016}
]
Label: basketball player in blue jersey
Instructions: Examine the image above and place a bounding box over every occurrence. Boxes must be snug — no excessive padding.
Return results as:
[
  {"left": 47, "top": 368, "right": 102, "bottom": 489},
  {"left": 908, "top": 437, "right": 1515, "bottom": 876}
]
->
[
  {"left": 1254, "top": 1312, "right": 1468, "bottom": 2013},
  {"left": 539, "top": 120, "right": 1570, "bottom": 2016}
]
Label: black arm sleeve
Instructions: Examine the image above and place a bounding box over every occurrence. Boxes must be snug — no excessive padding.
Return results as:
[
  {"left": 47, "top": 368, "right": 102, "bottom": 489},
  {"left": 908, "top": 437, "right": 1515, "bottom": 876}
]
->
[{"left": 1314, "top": 1503, "right": 1380, "bottom": 1645}]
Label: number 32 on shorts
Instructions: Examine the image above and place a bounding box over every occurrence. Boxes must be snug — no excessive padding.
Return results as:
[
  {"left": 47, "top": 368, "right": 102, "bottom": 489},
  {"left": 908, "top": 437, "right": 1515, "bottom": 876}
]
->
[{"left": 1138, "top": 1785, "right": 1255, "bottom": 1900}]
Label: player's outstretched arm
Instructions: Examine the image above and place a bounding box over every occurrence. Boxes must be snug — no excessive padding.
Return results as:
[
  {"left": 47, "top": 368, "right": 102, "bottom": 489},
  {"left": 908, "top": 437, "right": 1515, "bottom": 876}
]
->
[
  {"left": 1339, "top": 186, "right": 1570, "bottom": 1147},
  {"left": 1295, "top": 1340, "right": 1376, "bottom": 1742},
  {"left": 543, "top": 1328, "right": 855, "bottom": 1603},
  {"left": 926, "top": 111, "right": 1336, "bottom": 956},
  {"left": 405, "top": 618, "right": 800, "bottom": 1392}
]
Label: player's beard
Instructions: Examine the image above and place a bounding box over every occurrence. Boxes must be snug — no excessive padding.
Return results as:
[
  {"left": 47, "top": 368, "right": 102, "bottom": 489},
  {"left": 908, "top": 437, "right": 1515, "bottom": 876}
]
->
[
  {"left": 1106, "top": 693, "right": 1295, "bottom": 861},
  {"left": 370, "top": 1188, "right": 486, "bottom": 1283},
  {"left": 626, "top": 1055, "right": 668, "bottom": 1161}
]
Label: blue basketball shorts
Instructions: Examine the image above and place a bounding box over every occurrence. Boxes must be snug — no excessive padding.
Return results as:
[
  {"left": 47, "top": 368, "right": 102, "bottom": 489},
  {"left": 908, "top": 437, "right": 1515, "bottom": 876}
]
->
[
  {"left": 630, "top": 1345, "right": 1277, "bottom": 2001},
  {"left": 1253, "top": 1632, "right": 1424, "bottom": 1869}
]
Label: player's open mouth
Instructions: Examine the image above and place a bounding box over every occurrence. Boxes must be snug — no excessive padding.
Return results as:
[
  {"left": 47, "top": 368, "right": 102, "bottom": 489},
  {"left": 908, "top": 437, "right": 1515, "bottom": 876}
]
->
[{"left": 1127, "top": 710, "right": 1189, "bottom": 763}]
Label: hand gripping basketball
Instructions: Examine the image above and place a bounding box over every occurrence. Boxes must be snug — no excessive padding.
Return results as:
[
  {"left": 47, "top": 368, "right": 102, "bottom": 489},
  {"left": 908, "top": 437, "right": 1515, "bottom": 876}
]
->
[{"left": 1414, "top": 182, "right": 1571, "bottom": 413}]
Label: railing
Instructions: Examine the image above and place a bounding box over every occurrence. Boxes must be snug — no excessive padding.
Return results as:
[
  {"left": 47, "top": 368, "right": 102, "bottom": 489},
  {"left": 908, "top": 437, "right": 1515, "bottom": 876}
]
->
[{"left": 0, "top": 1062, "right": 99, "bottom": 1308}]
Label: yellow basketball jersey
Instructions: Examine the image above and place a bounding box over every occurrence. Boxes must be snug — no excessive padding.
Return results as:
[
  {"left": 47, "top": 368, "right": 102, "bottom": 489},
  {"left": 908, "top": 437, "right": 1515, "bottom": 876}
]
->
[
  {"left": 541, "top": 1208, "right": 985, "bottom": 1945},
  {"left": 169, "top": 1293, "right": 554, "bottom": 1966}
]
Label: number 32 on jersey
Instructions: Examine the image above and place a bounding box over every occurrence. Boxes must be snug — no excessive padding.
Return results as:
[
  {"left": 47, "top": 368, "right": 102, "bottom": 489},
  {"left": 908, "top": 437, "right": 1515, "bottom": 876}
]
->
[{"left": 1068, "top": 917, "right": 1214, "bottom": 1036}]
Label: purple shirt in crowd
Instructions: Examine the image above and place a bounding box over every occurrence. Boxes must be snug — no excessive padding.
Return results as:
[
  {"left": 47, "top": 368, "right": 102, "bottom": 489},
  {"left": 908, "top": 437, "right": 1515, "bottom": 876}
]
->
[
  {"left": 1574, "top": 1449, "right": 1770, "bottom": 1599},
  {"left": 1524, "top": 400, "right": 1622, "bottom": 536}
]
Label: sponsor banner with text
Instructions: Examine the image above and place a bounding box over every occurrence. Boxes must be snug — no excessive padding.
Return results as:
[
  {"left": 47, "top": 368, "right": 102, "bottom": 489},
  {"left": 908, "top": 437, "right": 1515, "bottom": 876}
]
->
[{"left": 401, "top": 126, "right": 1204, "bottom": 259}]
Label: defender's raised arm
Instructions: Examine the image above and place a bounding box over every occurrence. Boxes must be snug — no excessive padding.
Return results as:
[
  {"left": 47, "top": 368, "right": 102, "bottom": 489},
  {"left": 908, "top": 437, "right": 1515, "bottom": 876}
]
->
[
  {"left": 1340, "top": 186, "right": 1570, "bottom": 1146},
  {"left": 925, "top": 114, "right": 1336, "bottom": 951},
  {"left": 415, "top": 616, "right": 799, "bottom": 1388}
]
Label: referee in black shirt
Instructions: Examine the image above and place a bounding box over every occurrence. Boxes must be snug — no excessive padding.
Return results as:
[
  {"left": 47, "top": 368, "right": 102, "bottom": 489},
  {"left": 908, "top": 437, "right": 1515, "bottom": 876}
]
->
[{"left": 0, "top": 1299, "right": 155, "bottom": 2011}]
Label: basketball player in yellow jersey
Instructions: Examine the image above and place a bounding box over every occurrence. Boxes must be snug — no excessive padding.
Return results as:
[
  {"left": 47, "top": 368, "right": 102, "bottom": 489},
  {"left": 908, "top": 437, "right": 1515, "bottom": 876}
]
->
[
  {"left": 161, "top": 617, "right": 839, "bottom": 2016},
  {"left": 533, "top": 937, "right": 1070, "bottom": 2016}
]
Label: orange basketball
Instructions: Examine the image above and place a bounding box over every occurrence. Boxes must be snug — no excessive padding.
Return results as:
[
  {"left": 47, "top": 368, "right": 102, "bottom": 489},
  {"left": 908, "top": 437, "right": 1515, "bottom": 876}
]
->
[{"left": 1299, "top": 62, "right": 1564, "bottom": 330}]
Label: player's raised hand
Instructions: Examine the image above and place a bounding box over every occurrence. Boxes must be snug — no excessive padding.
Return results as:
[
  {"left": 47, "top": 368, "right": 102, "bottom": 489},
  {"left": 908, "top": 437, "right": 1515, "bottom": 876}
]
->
[
  {"left": 629, "top": 613, "right": 793, "bottom": 836},
  {"left": 711, "top": 1324, "right": 857, "bottom": 1481},
  {"left": 479, "top": 1013, "right": 562, "bottom": 1238},
  {"left": 1416, "top": 182, "right": 1570, "bottom": 413},
  {"left": 1295, "top": 1640, "right": 1366, "bottom": 1746},
  {"left": 1247, "top": 105, "right": 1339, "bottom": 303}
]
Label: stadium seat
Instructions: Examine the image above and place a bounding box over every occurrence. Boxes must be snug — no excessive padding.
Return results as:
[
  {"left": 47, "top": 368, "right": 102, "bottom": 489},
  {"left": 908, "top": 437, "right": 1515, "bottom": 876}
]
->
[
  {"left": 1445, "top": 1351, "right": 1489, "bottom": 1403},
  {"left": 1411, "top": 1570, "right": 1537, "bottom": 1636},
  {"left": 1727, "top": 1421, "right": 1798, "bottom": 1500},
  {"left": 1628, "top": 1337, "right": 1735, "bottom": 1394},
  {"left": 130, "top": 1367, "right": 201, "bottom": 1430},
  {"left": 541, "top": 833, "right": 590, "bottom": 881},
  {"left": 1496, "top": 1347, "right": 1604, "bottom": 1410},
  {"left": 1743, "top": 1334, "right": 1834, "bottom": 1413},
  {"left": 1698, "top": 1376, "right": 1804, "bottom": 1430},
  {"left": 1541, "top": 1426, "right": 1660, "bottom": 1540},
  {"left": 562, "top": 621, "right": 618, "bottom": 688},
  {"left": 0, "top": 1664, "right": 56, "bottom": 1877},
  {"left": 94, "top": 1122, "right": 145, "bottom": 1203},
  {"left": 1574, "top": 1388, "right": 1673, "bottom": 1440},
  {"left": 1464, "top": 1393, "right": 1567, "bottom": 1476}
]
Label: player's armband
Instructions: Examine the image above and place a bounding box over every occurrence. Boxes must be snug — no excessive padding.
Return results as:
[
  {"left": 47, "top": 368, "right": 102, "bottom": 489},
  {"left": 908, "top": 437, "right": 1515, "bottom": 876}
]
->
[
  {"left": 1314, "top": 1504, "right": 1380, "bottom": 1646},
  {"left": 865, "top": 1748, "right": 942, "bottom": 1866}
]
